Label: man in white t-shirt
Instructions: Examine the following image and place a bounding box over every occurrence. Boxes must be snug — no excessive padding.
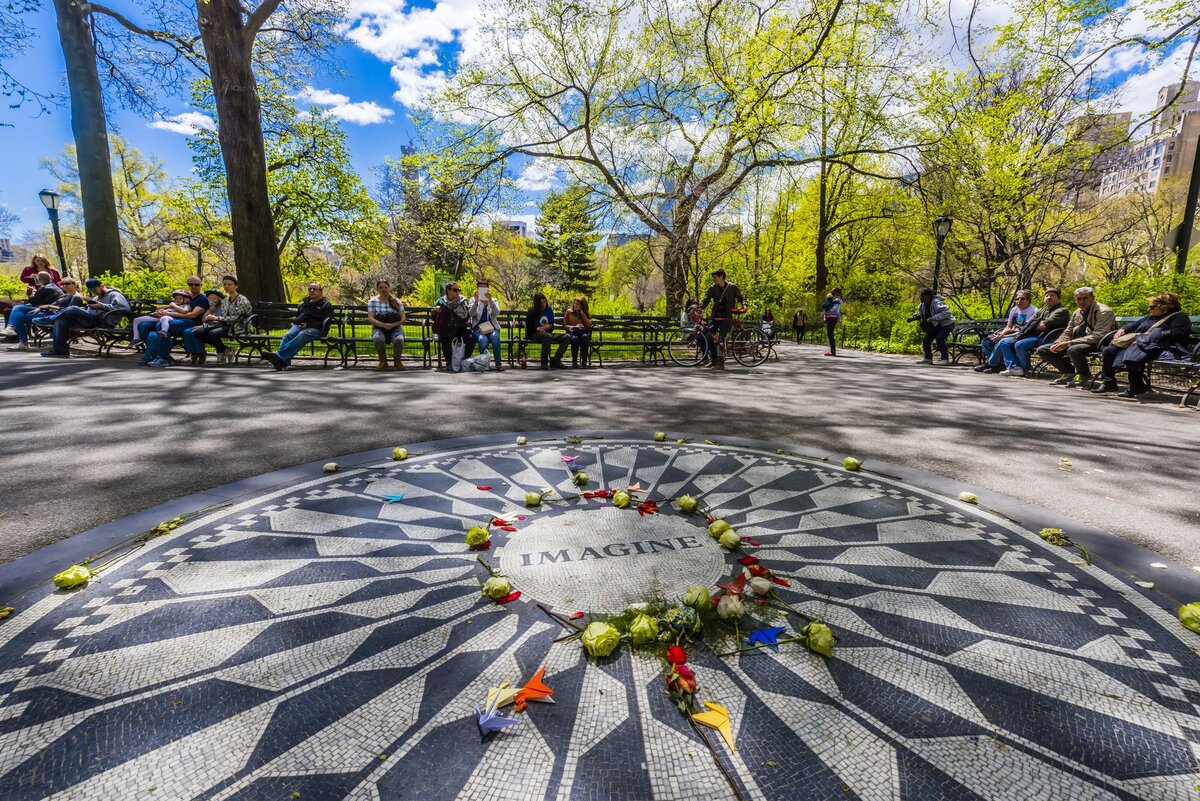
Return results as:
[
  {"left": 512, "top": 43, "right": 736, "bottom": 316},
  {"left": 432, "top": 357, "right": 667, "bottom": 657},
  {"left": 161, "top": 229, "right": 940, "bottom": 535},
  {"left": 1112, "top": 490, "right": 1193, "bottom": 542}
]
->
[{"left": 975, "top": 290, "right": 1037, "bottom": 373}]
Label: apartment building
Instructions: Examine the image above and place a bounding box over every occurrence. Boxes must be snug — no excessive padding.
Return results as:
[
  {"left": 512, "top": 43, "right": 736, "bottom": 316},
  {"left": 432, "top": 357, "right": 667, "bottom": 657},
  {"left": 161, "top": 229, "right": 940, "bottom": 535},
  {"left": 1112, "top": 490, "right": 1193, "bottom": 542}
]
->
[{"left": 1099, "top": 82, "right": 1200, "bottom": 198}]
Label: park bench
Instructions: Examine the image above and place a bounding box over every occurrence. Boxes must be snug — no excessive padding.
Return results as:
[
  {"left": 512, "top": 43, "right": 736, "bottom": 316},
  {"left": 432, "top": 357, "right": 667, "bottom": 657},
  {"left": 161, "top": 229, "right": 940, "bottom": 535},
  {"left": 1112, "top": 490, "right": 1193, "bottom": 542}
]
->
[{"left": 28, "top": 304, "right": 143, "bottom": 356}]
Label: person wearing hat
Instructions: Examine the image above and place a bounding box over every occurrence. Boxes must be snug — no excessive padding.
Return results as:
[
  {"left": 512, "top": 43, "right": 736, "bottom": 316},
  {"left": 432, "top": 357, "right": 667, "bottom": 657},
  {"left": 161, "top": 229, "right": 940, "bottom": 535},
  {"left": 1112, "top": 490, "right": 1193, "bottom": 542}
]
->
[
  {"left": 40, "top": 278, "right": 130, "bottom": 358},
  {"left": 5, "top": 277, "right": 83, "bottom": 351},
  {"left": 131, "top": 289, "right": 190, "bottom": 349},
  {"left": 183, "top": 276, "right": 252, "bottom": 366},
  {"left": 142, "top": 276, "right": 209, "bottom": 367}
]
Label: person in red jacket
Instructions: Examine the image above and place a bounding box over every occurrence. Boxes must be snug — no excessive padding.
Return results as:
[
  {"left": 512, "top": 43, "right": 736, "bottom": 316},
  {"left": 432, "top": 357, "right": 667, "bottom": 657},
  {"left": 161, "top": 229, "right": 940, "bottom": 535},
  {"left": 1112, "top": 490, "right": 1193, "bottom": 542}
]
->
[{"left": 20, "top": 254, "right": 61, "bottom": 297}]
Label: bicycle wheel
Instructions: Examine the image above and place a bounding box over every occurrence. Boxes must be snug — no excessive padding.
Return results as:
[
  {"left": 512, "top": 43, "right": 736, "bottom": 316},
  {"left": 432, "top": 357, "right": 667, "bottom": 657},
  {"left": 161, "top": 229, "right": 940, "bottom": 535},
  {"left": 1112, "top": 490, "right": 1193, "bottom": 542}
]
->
[
  {"left": 667, "top": 327, "right": 709, "bottom": 367},
  {"left": 730, "top": 327, "right": 770, "bottom": 367}
]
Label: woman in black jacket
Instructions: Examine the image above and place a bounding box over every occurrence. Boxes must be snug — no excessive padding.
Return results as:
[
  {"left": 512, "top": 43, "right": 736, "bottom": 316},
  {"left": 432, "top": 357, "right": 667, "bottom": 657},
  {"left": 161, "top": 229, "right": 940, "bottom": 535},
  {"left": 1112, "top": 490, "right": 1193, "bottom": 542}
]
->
[{"left": 1093, "top": 292, "right": 1192, "bottom": 398}]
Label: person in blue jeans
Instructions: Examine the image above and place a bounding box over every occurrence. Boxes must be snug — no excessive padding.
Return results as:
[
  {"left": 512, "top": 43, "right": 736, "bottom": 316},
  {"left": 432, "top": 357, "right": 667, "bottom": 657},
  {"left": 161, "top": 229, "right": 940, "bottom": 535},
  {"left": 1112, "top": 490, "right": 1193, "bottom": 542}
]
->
[
  {"left": 142, "top": 277, "right": 209, "bottom": 367},
  {"left": 995, "top": 288, "right": 1070, "bottom": 376},
  {"left": 976, "top": 289, "right": 1036, "bottom": 373},
  {"left": 468, "top": 280, "right": 503, "bottom": 371},
  {"left": 41, "top": 279, "right": 130, "bottom": 358},
  {"left": 264, "top": 282, "right": 334, "bottom": 370},
  {"left": 5, "top": 277, "right": 82, "bottom": 350},
  {"left": 910, "top": 288, "right": 955, "bottom": 364}
]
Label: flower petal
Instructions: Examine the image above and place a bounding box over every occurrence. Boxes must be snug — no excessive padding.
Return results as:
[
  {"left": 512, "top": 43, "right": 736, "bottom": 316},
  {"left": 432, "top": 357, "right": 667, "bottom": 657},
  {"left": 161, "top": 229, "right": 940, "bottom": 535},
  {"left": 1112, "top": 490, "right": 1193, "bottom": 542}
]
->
[{"left": 496, "top": 591, "right": 522, "bottom": 604}]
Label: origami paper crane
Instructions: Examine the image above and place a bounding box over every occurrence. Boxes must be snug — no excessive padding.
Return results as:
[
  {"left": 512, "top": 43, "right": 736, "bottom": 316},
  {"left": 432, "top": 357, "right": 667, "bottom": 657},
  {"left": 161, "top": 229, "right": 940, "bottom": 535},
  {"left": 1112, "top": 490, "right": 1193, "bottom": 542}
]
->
[
  {"left": 486, "top": 680, "right": 518, "bottom": 709},
  {"left": 626, "top": 482, "right": 644, "bottom": 493},
  {"left": 746, "top": 626, "right": 788, "bottom": 652},
  {"left": 692, "top": 701, "right": 736, "bottom": 752},
  {"left": 476, "top": 692, "right": 519, "bottom": 739},
  {"left": 514, "top": 667, "right": 555, "bottom": 711},
  {"left": 382, "top": 493, "right": 404, "bottom": 504}
]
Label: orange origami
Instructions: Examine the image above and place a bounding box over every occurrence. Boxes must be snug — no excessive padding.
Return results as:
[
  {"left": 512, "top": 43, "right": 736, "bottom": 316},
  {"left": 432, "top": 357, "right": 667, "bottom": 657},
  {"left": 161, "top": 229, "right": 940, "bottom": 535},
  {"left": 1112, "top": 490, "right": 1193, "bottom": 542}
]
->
[{"left": 514, "top": 667, "right": 555, "bottom": 711}]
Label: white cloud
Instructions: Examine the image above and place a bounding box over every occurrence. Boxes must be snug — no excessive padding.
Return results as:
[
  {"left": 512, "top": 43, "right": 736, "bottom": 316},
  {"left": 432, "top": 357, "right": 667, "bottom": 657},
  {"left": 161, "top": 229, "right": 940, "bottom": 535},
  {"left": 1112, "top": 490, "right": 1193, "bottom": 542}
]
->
[
  {"left": 149, "top": 111, "right": 215, "bottom": 135},
  {"left": 342, "top": 0, "right": 482, "bottom": 109},
  {"left": 515, "top": 159, "right": 558, "bottom": 191},
  {"left": 297, "top": 86, "right": 395, "bottom": 125}
]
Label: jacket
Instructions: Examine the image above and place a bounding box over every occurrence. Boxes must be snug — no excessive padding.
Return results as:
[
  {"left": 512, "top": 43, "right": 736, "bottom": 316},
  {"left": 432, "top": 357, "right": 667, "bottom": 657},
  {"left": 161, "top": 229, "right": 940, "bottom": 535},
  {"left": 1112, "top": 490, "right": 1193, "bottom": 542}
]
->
[
  {"left": 822, "top": 297, "right": 843, "bottom": 321},
  {"left": 1054, "top": 302, "right": 1116, "bottom": 347},
  {"left": 1120, "top": 312, "right": 1192, "bottom": 350},
  {"left": 28, "top": 283, "right": 64, "bottom": 307},
  {"left": 919, "top": 296, "right": 955, "bottom": 328},
  {"left": 1017, "top": 303, "right": 1070, "bottom": 339},
  {"left": 91, "top": 289, "right": 130, "bottom": 313},
  {"left": 468, "top": 297, "right": 501, "bottom": 328},
  {"left": 702, "top": 282, "right": 746, "bottom": 317},
  {"left": 294, "top": 297, "right": 333, "bottom": 330},
  {"left": 212, "top": 293, "right": 253, "bottom": 335}
]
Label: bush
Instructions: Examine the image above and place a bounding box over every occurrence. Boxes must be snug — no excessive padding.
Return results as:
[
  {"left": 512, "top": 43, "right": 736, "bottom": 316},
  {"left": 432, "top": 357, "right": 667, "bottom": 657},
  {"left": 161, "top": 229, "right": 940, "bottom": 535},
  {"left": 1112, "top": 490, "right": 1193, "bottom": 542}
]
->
[{"left": 94, "top": 269, "right": 173, "bottom": 302}]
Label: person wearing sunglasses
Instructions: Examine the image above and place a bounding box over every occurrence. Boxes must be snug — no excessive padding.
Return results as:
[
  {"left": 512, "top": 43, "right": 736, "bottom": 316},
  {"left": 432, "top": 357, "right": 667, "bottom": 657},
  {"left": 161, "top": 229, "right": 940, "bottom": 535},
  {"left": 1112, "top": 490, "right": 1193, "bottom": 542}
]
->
[
  {"left": 434, "top": 281, "right": 472, "bottom": 371},
  {"left": 5, "top": 276, "right": 82, "bottom": 351},
  {"left": 142, "top": 276, "right": 210, "bottom": 367},
  {"left": 264, "top": 283, "right": 333, "bottom": 371}
]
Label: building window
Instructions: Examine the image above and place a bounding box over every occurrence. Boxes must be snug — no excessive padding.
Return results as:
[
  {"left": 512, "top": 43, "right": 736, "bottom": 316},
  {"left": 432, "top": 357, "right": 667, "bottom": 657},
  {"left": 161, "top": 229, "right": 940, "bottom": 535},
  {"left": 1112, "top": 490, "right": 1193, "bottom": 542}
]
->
[
  {"left": 1150, "top": 180, "right": 1157, "bottom": 188},
  {"left": 1153, "top": 157, "right": 1161, "bottom": 166},
  {"left": 1170, "top": 141, "right": 1176, "bottom": 149}
]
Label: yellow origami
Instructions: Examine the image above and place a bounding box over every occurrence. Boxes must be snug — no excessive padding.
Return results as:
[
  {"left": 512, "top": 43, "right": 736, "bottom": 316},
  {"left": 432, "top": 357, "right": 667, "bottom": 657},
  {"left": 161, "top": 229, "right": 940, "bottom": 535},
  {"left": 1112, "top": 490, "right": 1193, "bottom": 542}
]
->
[
  {"left": 692, "top": 701, "right": 736, "bottom": 752},
  {"left": 486, "top": 680, "right": 518, "bottom": 709}
]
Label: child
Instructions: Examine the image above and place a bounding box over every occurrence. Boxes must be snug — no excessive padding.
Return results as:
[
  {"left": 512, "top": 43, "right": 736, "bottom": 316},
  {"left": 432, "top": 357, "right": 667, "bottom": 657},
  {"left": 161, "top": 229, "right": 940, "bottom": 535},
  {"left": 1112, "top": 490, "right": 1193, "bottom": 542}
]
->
[{"left": 131, "top": 290, "right": 191, "bottom": 347}]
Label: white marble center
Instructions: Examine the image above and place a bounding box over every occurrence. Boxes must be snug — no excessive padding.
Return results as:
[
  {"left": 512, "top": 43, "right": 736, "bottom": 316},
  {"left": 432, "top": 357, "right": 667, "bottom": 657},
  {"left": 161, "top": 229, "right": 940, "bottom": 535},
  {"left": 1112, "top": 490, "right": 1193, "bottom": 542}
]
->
[{"left": 498, "top": 506, "right": 727, "bottom": 613}]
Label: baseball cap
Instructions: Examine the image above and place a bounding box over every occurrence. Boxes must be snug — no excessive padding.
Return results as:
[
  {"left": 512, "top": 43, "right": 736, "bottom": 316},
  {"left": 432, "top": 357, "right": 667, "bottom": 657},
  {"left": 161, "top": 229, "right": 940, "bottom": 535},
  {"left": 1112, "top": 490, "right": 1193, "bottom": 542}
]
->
[{"left": 84, "top": 278, "right": 102, "bottom": 289}]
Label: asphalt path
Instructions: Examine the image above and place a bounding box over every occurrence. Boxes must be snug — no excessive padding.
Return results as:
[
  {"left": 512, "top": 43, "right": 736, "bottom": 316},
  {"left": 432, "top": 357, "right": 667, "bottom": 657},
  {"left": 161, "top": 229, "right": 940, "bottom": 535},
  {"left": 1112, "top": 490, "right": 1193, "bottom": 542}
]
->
[{"left": 1, "top": 342, "right": 1198, "bottom": 568}]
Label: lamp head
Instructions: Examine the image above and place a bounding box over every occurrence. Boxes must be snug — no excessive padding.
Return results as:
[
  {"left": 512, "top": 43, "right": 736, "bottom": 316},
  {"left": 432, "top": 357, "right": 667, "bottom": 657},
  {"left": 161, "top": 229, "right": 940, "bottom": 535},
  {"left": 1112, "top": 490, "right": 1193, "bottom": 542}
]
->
[
  {"left": 38, "top": 189, "right": 61, "bottom": 212},
  {"left": 933, "top": 214, "right": 952, "bottom": 238}
]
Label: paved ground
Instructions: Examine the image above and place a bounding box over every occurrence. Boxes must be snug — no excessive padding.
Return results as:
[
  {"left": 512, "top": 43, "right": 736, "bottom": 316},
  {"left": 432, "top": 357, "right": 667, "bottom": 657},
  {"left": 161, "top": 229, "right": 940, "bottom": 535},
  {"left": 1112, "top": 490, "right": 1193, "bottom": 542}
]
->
[
  {"left": 0, "top": 435, "right": 1197, "bottom": 800},
  {"left": 2, "top": 342, "right": 1198, "bottom": 569}
]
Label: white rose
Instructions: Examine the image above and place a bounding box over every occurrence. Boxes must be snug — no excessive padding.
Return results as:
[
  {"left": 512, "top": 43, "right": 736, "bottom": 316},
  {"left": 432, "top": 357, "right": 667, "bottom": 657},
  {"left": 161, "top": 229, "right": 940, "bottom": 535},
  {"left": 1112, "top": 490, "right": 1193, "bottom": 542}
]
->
[
  {"left": 717, "top": 594, "right": 744, "bottom": 619},
  {"left": 749, "top": 576, "right": 772, "bottom": 596}
]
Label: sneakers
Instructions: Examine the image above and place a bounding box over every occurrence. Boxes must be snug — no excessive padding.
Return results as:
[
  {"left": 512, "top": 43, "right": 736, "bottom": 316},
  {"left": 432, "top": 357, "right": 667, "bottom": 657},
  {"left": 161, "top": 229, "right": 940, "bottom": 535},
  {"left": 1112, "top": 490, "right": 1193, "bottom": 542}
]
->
[
  {"left": 1, "top": 326, "right": 15, "bottom": 337},
  {"left": 6, "top": 341, "right": 31, "bottom": 351},
  {"left": 999, "top": 367, "right": 1025, "bottom": 376},
  {"left": 264, "top": 352, "right": 287, "bottom": 371},
  {"left": 921, "top": 358, "right": 934, "bottom": 364},
  {"left": 938, "top": 358, "right": 950, "bottom": 366},
  {"left": 1049, "top": 375, "right": 1075, "bottom": 386},
  {"left": 973, "top": 363, "right": 991, "bottom": 372},
  {"left": 40, "top": 349, "right": 68, "bottom": 358},
  {"left": 1118, "top": 388, "right": 1147, "bottom": 399},
  {"left": 706, "top": 361, "right": 725, "bottom": 370},
  {"left": 823, "top": 352, "right": 835, "bottom": 357},
  {"left": 1091, "top": 380, "right": 1118, "bottom": 394},
  {"left": 147, "top": 357, "right": 168, "bottom": 368},
  {"left": 549, "top": 358, "right": 566, "bottom": 369}
]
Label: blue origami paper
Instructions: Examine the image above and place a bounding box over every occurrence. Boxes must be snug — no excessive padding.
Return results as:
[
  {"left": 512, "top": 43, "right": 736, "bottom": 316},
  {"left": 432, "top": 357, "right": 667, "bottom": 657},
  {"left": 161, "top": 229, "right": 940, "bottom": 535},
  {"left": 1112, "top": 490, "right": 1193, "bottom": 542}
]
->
[
  {"left": 746, "top": 626, "right": 787, "bottom": 651},
  {"left": 476, "top": 694, "right": 519, "bottom": 739},
  {"left": 383, "top": 493, "right": 405, "bottom": 504}
]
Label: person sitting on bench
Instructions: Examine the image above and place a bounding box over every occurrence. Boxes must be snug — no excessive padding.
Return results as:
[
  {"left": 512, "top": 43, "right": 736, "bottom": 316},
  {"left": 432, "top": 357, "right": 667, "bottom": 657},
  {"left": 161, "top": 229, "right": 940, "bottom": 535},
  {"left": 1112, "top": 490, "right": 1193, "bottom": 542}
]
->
[
  {"left": 41, "top": 278, "right": 130, "bottom": 358},
  {"left": 264, "top": 282, "right": 333, "bottom": 371}
]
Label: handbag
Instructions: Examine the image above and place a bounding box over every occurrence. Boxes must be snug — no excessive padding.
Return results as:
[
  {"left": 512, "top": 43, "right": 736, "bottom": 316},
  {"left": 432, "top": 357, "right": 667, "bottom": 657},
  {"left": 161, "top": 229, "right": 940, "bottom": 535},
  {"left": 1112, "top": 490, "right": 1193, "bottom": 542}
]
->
[
  {"left": 477, "top": 321, "right": 495, "bottom": 335},
  {"left": 1112, "top": 312, "right": 1178, "bottom": 349}
]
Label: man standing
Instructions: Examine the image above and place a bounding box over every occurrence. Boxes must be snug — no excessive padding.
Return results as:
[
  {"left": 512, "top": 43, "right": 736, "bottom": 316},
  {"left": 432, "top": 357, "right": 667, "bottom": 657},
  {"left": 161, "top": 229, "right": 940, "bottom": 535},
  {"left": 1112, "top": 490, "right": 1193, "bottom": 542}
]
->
[
  {"left": 264, "top": 282, "right": 334, "bottom": 371},
  {"left": 975, "top": 290, "right": 1036, "bottom": 373},
  {"left": 995, "top": 288, "right": 1070, "bottom": 376},
  {"left": 41, "top": 278, "right": 130, "bottom": 358},
  {"left": 699, "top": 269, "right": 746, "bottom": 370},
  {"left": 792, "top": 307, "right": 807, "bottom": 344},
  {"left": 911, "top": 288, "right": 955, "bottom": 365},
  {"left": 1035, "top": 286, "right": 1116, "bottom": 388}
]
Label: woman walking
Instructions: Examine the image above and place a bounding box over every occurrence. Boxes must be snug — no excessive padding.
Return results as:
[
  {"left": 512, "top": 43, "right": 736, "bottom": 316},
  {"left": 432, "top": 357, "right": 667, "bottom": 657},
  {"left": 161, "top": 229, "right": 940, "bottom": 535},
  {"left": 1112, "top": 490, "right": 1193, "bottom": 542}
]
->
[{"left": 821, "top": 288, "right": 843, "bottom": 357}]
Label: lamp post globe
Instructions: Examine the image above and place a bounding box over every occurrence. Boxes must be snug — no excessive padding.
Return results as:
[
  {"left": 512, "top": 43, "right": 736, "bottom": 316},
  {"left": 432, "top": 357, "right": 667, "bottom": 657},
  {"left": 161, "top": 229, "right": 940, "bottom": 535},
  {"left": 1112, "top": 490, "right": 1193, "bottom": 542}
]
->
[
  {"left": 38, "top": 189, "right": 68, "bottom": 276},
  {"left": 932, "top": 215, "right": 952, "bottom": 294}
]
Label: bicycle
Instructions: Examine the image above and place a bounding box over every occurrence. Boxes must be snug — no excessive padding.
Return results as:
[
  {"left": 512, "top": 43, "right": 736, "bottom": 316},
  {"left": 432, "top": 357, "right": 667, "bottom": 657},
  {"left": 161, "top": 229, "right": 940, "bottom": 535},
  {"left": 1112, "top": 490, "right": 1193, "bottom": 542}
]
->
[{"left": 666, "top": 306, "right": 770, "bottom": 368}]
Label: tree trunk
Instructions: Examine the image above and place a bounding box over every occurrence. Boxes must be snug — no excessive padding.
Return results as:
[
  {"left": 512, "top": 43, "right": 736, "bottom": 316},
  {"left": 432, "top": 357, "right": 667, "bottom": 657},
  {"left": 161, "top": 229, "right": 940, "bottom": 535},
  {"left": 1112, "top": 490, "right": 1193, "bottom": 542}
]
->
[
  {"left": 815, "top": 157, "right": 829, "bottom": 294},
  {"left": 51, "top": 0, "right": 123, "bottom": 275},
  {"left": 196, "top": 0, "right": 285, "bottom": 302},
  {"left": 663, "top": 240, "right": 689, "bottom": 319}
]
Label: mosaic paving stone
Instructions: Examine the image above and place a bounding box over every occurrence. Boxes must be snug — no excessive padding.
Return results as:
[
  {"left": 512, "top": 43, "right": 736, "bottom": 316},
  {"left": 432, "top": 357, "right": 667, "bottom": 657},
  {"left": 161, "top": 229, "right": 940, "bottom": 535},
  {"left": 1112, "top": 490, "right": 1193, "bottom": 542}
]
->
[{"left": 0, "top": 436, "right": 1197, "bottom": 800}]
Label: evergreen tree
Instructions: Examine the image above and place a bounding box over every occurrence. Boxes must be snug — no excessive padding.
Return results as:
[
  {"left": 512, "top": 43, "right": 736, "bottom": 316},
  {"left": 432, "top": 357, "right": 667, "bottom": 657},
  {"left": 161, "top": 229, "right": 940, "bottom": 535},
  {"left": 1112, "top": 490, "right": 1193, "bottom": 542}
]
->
[{"left": 533, "top": 185, "right": 600, "bottom": 293}]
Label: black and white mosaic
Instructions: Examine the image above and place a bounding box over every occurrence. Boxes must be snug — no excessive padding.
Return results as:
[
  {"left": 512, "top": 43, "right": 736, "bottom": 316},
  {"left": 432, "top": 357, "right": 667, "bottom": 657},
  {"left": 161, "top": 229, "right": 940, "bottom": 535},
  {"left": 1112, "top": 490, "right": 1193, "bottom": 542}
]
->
[{"left": 0, "top": 436, "right": 1197, "bottom": 801}]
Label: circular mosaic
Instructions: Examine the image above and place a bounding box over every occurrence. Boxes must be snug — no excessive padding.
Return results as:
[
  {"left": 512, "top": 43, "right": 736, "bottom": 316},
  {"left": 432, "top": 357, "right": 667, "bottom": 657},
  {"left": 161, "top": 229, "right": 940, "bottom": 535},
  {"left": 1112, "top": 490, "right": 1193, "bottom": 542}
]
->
[
  {"left": 498, "top": 507, "right": 726, "bottom": 613},
  {"left": 0, "top": 434, "right": 1197, "bottom": 801}
]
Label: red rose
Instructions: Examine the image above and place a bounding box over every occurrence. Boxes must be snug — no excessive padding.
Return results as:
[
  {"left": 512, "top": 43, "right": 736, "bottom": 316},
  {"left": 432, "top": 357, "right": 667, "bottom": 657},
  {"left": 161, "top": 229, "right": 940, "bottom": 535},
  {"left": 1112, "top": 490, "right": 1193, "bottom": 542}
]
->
[
  {"left": 748, "top": 565, "right": 770, "bottom": 577},
  {"left": 672, "top": 664, "right": 697, "bottom": 693},
  {"left": 666, "top": 645, "right": 687, "bottom": 665}
]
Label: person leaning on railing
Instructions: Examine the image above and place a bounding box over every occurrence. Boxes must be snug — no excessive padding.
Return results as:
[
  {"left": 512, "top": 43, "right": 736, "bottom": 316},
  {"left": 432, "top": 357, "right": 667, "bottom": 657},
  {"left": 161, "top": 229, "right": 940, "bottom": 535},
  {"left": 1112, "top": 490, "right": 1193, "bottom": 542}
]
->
[
  {"left": 1034, "top": 286, "right": 1116, "bottom": 389},
  {"left": 264, "top": 282, "right": 333, "bottom": 371},
  {"left": 184, "top": 276, "right": 253, "bottom": 366},
  {"left": 1092, "top": 292, "right": 1192, "bottom": 399}
]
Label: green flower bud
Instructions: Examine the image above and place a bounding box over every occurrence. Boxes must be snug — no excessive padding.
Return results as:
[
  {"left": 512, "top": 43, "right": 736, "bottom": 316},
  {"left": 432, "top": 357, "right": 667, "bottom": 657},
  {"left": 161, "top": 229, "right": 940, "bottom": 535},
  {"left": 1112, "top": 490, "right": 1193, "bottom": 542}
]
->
[
  {"left": 803, "top": 621, "right": 835, "bottom": 657},
  {"left": 465, "top": 526, "right": 490, "bottom": 547},
  {"left": 572, "top": 471, "right": 589, "bottom": 486},
  {"left": 581, "top": 621, "right": 621, "bottom": 658},
  {"left": 629, "top": 613, "right": 659, "bottom": 644},
  {"left": 683, "top": 586, "right": 712, "bottom": 610},
  {"left": 1181, "top": 602, "right": 1200, "bottom": 635},
  {"left": 719, "top": 530, "right": 741, "bottom": 550},
  {"left": 392, "top": 447, "right": 409, "bottom": 461},
  {"left": 654, "top": 431, "right": 666, "bottom": 441},
  {"left": 53, "top": 564, "right": 92, "bottom": 590},
  {"left": 481, "top": 576, "right": 511, "bottom": 599},
  {"left": 323, "top": 462, "right": 340, "bottom": 473},
  {"left": 613, "top": 490, "right": 631, "bottom": 508},
  {"left": 707, "top": 520, "right": 731, "bottom": 538},
  {"left": 678, "top": 495, "right": 698, "bottom": 513},
  {"left": 516, "top": 436, "right": 528, "bottom": 445},
  {"left": 958, "top": 491, "right": 978, "bottom": 504},
  {"left": 525, "top": 491, "right": 543, "bottom": 506},
  {"left": 843, "top": 457, "right": 861, "bottom": 471}
]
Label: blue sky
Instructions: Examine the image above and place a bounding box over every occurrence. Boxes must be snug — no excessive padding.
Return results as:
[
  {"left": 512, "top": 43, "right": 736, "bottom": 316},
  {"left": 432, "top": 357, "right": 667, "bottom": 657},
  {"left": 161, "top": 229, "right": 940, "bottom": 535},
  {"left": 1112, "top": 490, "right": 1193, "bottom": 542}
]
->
[{"left": 0, "top": 0, "right": 1180, "bottom": 240}]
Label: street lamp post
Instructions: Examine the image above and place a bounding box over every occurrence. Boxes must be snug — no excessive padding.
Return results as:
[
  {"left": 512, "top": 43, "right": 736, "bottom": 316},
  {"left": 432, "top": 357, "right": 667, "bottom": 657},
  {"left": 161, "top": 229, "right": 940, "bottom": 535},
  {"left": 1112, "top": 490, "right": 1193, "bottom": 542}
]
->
[
  {"left": 38, "top": 189, "right": 69, "bottom": 276},
  {"left": 932, "top": 215, "right": 952, "bottom": 294}
]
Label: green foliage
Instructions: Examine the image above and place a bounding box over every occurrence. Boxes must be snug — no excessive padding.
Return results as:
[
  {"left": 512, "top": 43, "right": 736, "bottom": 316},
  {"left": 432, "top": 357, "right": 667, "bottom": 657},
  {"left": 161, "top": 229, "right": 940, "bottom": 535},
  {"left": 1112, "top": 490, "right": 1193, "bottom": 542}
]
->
[
  {"left": 0, "top": 274, "right": 25, "bottom": 298},
  {"left": 94, "top": 268, "right": 173, "bottom": 301},
  {"left": 533, "top": 185, "right": 601, "bottom": 293}
]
